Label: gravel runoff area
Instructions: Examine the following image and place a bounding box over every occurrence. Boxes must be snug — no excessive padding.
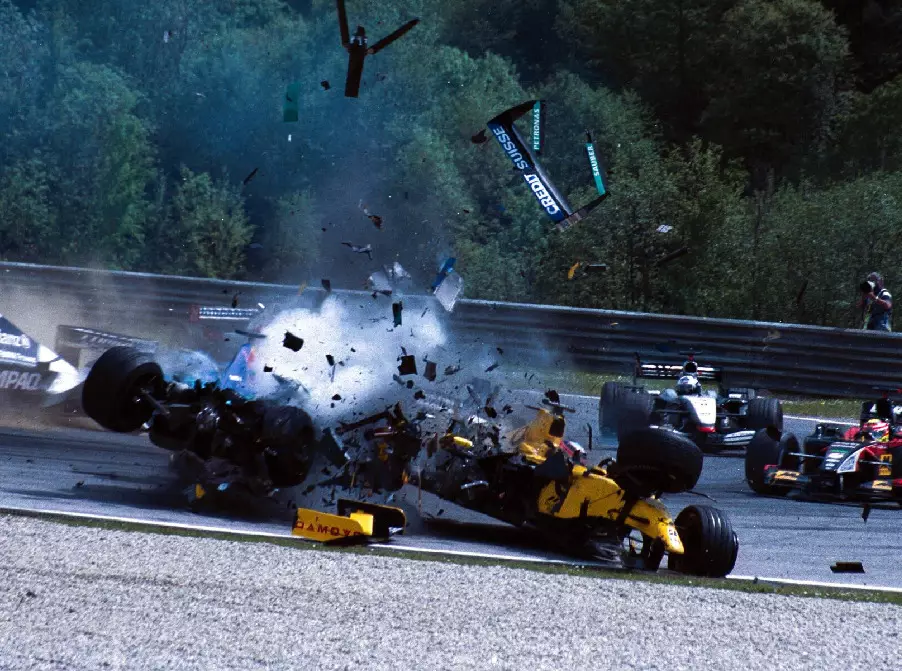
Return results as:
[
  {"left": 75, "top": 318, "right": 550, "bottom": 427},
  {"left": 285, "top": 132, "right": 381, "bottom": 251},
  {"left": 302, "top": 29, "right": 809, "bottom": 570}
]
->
[{"left": 1, "top": 516, "right": 900, "bottom": 671}]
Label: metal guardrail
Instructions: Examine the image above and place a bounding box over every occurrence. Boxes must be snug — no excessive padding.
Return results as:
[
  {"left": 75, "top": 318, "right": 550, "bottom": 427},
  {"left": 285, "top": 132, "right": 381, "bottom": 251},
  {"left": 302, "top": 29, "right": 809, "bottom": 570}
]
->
[{"left": 1, "top": 260, "right": 900, "bottom": 399}]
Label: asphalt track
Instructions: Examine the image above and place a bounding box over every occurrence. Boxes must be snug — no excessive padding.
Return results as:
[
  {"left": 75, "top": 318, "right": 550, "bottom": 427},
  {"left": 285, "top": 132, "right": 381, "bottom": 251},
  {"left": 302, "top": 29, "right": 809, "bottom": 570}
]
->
[{"left": 1, "top": 392, "right": 900, "bottom": 589}]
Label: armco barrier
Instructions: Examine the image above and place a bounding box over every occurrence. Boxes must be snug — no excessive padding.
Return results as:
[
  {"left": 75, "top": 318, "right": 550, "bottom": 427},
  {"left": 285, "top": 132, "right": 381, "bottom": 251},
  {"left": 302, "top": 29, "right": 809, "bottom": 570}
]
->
[{"left": 0, "top": 260, "right": 899, "bottom": 398}]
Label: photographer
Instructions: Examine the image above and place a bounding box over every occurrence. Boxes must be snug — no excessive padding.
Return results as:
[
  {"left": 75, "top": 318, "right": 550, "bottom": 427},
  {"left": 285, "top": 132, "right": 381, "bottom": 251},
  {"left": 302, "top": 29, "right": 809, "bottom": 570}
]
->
[{"left": 858, "top": 272, "right": 893, "bottom": 331}]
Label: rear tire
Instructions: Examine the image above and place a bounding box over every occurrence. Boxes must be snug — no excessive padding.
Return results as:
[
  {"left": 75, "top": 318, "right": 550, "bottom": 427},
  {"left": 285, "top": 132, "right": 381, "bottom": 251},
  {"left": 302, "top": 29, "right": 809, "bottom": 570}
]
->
[
  {"left": 82, "top": 346, "right": 165, "bottom": 433},
  {"left": 616, "top": 392, "right": 655, "bottom": 440},
  {"left": 745, "top": 428, "right": 796, "bottom": 495},
  {"left": 747, "top": 397, "right": 783, "bottom": 432},
  {"left": 614, "top": 427, "right": 704, "bottom": 496},
  {"left": 599, "top": 381, "right": 624, "bottom": 433},
  {"left": 668, "top": 505, "right": 738, "bottom": 578}
]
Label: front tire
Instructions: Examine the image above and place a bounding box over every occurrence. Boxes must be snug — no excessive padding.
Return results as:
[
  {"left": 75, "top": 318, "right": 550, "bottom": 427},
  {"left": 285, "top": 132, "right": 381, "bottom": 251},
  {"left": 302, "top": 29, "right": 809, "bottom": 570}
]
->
[
  {"left": 668, "top": 505, "right": 738, "bottom": 578},
  {"left": 745, "top": 428, "right": 795, "bottom": 495},
  {"left": 82, "top": 346, "right": 165, "bottom": 433}
]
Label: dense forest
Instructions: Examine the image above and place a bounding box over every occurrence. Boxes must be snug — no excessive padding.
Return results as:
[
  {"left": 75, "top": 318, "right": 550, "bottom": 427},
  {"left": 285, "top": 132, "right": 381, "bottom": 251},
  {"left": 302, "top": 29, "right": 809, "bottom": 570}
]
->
[{"left": 2, "top": 0, "right": 902, "bottom": 326}]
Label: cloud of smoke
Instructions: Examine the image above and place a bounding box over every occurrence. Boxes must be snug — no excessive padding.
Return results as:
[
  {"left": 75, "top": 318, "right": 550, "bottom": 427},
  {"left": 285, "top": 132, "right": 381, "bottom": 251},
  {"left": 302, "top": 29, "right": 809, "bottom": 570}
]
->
[{"left": 251, "top": 293, "right": 449, "bottom": 421}]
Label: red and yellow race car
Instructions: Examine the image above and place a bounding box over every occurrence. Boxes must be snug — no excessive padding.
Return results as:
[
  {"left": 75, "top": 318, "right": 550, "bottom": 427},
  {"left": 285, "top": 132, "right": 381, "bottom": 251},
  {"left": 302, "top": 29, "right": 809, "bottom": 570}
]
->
[{"left": 746, "top": 415, "right": 902, "bottom": 501}]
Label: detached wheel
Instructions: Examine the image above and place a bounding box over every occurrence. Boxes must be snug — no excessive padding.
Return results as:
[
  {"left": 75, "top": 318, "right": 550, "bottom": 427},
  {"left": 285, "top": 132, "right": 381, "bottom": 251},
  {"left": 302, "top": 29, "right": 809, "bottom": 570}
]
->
[
  {"left": 747, "top": 397, "right": 783, "bottom": 432},
  {"left": 82, "top": 346, "right": 165, "bottom": 433},
  {"left": 614, "top": 427, "right": 703, "bottom": 496},
  {"left": 668, "top": 505, "right": 738, "bottom": 578},
  {"left": 599, "top": 381, "right": 624, "bottom": 433},
  {"left": 745, "top": 428, "right": 796, "bottom": 495}
]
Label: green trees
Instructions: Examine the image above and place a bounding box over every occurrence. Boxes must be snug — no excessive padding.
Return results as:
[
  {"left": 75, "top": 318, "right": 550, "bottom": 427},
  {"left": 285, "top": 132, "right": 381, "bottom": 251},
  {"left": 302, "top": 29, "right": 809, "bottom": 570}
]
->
[{"left": 0, "top": 0, "right": 898, "bottom": 325}]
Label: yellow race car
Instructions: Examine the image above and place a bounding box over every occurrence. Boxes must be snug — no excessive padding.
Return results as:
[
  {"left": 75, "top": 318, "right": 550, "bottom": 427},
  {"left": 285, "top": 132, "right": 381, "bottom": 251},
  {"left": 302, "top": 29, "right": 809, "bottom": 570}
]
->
[{"left": 334, "top": 392, "right": 739, "bottom": 577}]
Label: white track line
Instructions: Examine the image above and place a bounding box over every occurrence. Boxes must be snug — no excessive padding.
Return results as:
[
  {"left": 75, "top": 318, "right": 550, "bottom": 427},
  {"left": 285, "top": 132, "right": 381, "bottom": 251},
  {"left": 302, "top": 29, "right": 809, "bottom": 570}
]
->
[
  {"left": 784, "top": 415, "right": 857, "bottom": 425},
  {"left": 2, "top": 505, "right": 899, "bottom": 594}
]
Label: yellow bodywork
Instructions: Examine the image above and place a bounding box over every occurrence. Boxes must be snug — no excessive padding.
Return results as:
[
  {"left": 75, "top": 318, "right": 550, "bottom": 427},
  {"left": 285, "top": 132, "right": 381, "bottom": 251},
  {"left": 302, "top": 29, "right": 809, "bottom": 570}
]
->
[
  {"left": 292, "top": 509, "right": 375, "bottom": 542},
  {"left": 517, "top": 407, "right": 684, "bottom": 555}
]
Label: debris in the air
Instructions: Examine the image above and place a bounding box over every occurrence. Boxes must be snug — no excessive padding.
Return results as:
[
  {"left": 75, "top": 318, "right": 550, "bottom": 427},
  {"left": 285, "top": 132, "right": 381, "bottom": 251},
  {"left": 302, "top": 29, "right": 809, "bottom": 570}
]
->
[
  {"left": 332, "top": 394, "right": 342, "bottom": 401},
  {"left": 283, "top": 332, "right": 304, "bottom": 352},
  {"left": 423, "top": 361, "right": 437, "bottom": 382},
  {"left": 414, "top": 390, "right": 426, "bottom": 400},
  {"left": 471, "top": 130, "right": 488, "bottom": 145},
  {"left": 830, "top": 561, "right": 865, "bottom": 574},
  {"left": 444, "top": 364, "right": 461, "bottom": 376},
  {"left": 359, "top": 201, "right": 383, "bottom": 229},
  {"left": 398, "top": 355, "right": 417, "bottom": 376},
  {"left": 431, "top": 257, "right": 456, "bottom": 290},
  {"left": 263, "top": 365, "right": 273, "bottom": 373},
  {"left": 569, "top": 262, "right": 607, "bottom": 280},
  {"left": 389, "top": 261, "right": 411, "bottom": 281},
  {"left": 434, "top": 271, "right": 463, "bottom": 313},
  {"left": 337, "top": 0, "right": 419, "bottom": 98},
  {"left": 231, "top": 292, "right": 240, "bottom": 308},
  {"left": 321, "top": 80, "right": 331, "bottom": 90},
  {"left": 367, "top": 270, "right": 393, "bottom": 294},
  {"left": 421, "top": 307, "right": 429, "bottom": 318},
  {"left": 283, "top": 82, "right": 300, "bottom": 122},
  {"left": 545, "top": 389, "right": 561, "bottom": 404},
  {"left": 485, "top": 362, "right": 499, "bottom": 373},
  {"left": 502, "top": 404, "right": 513, "bottom": 414},
  {"left": 484, "top": 406, "right": 498, "bottom": 419},
  {"left": 496, "top": 348, "right": 504, "bottom": 355},
  {"left": 392, "top": 301, "right": 403, "bottom": 327},
  {"left": 242, "top": 167, "right": 259, "bottom": 186},
  {"left": 75, "top": 481, "right": 84, "bottom": 488},
  {"left": 342, "top": 242, "right": 373, "bottom": 260},
  {"left": 655, "top": 246, "right": 690, "bottom": 267},
  {"left": 326, "top": 354, "right": 336, "bottom": 367},
  {"left": 656, "top": 224, "right": 674, "bottom": 233},
  {"left": 163, "top": 30, "right": 172, "bottom": 43},
  {"left": 375, "top": 72, "right": 387, "bottom": 82},
  {"left": 322, "top": 279, "right": 332, "bottom": 292}
]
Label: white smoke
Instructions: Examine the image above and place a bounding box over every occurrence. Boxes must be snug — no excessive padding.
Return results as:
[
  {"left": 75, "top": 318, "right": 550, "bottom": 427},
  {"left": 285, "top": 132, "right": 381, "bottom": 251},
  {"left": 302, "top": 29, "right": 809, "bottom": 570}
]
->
[{"left": 251, "top": 294, "right": 449, "bottom": 420}]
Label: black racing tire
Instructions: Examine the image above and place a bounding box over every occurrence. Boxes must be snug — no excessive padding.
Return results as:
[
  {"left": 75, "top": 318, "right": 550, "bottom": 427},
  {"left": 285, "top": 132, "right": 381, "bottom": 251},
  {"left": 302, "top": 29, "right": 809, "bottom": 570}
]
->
[
  {"left": 82, "top": 346, "right": 165, "bottom": 433},
  {"left": 614, "top": 427, "right": 704, "bottom": 496},
  {"left": 616, "top": 391, "right": 655, "bottom": 441},
  {"left": 747, "top": 397, "right": 783, "bottom": 432},
  {"left": 668, "top": 505, "right": 739, "bottom": 578},
  {"left": 745, "top": 428, "right": 796, "bottom": 495},
  {"left": 599, "top": 381, "right": 624, "bottom": 433}
]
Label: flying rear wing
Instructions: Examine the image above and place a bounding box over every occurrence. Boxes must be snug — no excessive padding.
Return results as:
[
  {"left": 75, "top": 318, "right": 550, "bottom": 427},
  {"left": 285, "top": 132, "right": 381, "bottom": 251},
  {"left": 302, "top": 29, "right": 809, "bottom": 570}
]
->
[
  {"left": 486, "top": 101, "right": 606, "bottom": 232},
  {"left": 636, "top": 362, "right": 722, "bottom": 382}
]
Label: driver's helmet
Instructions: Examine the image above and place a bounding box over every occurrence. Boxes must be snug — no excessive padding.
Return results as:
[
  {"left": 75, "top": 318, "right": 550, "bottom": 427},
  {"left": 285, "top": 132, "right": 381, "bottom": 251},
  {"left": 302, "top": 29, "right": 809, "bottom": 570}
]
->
[
  {"left": 676, "top": 374, "right": 700, "bottom": 396},
  {"left": 860, "top": 418, "right": 890, "bottom": 443}
]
